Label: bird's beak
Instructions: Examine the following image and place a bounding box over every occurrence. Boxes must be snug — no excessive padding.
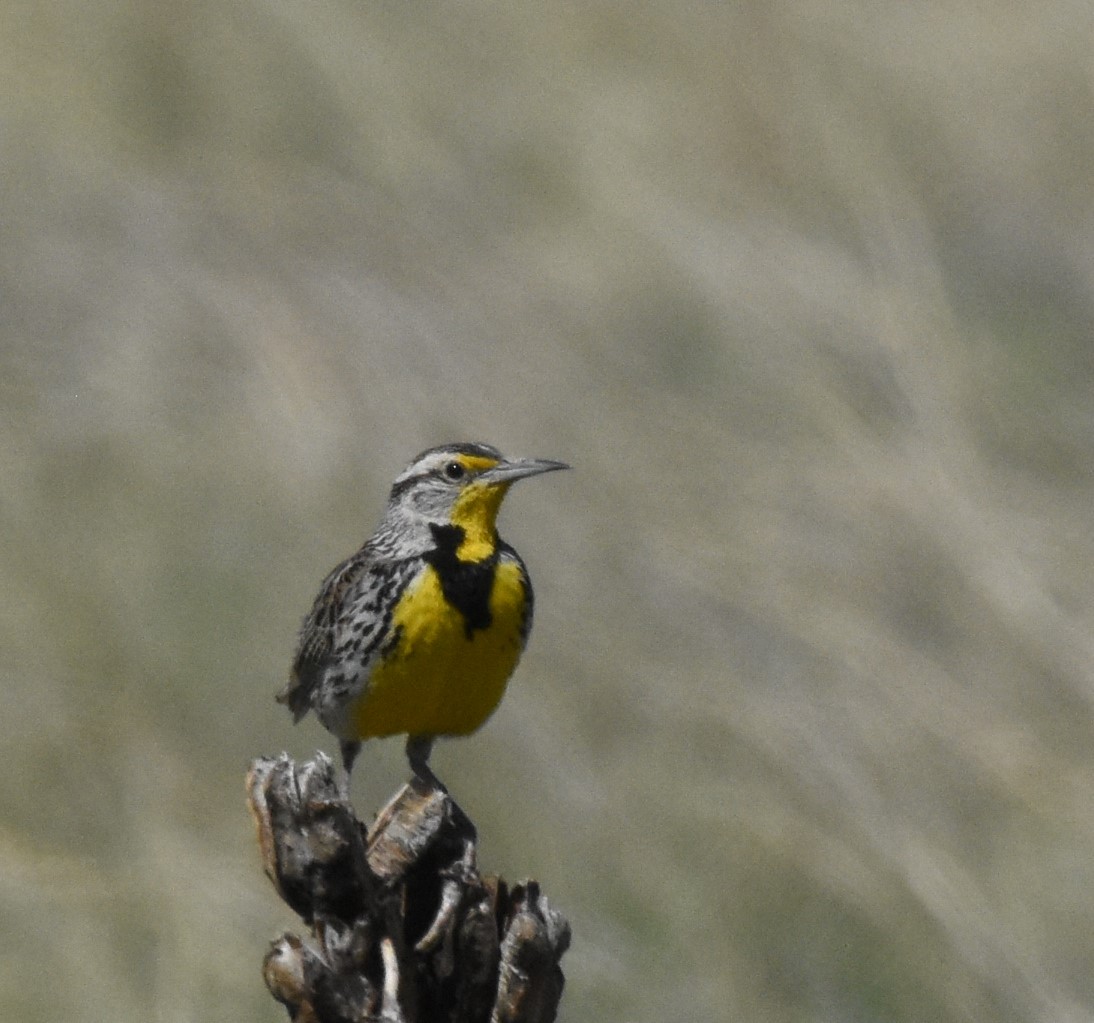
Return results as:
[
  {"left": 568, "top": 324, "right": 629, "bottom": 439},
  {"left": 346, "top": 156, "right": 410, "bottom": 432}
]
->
[{"left": 478, "top": 457, "right": 570, "bottom": 485}]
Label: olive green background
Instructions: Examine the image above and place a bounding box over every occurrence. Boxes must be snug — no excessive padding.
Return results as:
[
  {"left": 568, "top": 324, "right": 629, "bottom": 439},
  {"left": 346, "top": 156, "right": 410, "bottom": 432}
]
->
[{"left": 5, "top": 4, "right": 1094, "bottom": 1021}]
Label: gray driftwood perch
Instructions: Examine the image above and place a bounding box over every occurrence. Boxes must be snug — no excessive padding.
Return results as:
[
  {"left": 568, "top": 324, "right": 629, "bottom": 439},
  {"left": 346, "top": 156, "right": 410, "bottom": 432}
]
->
[{"left": 247, "top": 753, "right": 570, "bottom": 1023}]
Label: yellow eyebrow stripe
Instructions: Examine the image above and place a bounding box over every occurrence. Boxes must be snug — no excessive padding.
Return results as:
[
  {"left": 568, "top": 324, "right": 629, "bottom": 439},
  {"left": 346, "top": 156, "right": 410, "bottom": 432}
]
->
[{"left": 454, "top": 454, "right": 500, "bottom": 473}]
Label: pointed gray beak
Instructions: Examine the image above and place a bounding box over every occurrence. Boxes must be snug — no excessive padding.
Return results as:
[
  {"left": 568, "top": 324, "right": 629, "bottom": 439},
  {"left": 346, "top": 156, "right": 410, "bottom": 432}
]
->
[{"left": 478, "top": 457, "right": 570, "bottom": 485}]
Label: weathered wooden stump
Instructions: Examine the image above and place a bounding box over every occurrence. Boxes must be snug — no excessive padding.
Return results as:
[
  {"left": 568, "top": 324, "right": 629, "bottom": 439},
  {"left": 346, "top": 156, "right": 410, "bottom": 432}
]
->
[{"left": 247, "top": 753, "right": 570, "bottom": 1023}]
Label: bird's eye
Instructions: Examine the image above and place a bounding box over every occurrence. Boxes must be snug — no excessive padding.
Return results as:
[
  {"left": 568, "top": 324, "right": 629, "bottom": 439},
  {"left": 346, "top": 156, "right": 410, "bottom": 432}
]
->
[{"left": 443, "top": 461, "right": 466, "bottom": 481}]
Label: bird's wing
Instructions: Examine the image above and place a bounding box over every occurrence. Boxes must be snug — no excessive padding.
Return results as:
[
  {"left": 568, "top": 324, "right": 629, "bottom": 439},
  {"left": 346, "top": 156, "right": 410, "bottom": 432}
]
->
[{"left": 277, "top": 549, "right": 374, "bottom": 722}]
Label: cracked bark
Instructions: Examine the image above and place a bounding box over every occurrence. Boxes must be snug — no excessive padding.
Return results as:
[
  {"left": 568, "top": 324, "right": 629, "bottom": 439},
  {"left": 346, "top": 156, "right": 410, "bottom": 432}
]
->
[{"left": 247, "top": 753, "right": 570, "bottom": 1023}]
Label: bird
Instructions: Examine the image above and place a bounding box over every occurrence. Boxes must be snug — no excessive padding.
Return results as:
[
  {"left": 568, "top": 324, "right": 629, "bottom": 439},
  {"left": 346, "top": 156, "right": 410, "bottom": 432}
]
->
[{"left": 277, "top": 442, "right": 569, "bottom": 791}]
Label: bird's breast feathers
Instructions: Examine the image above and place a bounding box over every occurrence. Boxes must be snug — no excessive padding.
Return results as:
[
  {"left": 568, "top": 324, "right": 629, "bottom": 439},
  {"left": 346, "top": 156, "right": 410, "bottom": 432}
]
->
[{"left": 346, "top": 553, "right": 531, "bottom": 740}]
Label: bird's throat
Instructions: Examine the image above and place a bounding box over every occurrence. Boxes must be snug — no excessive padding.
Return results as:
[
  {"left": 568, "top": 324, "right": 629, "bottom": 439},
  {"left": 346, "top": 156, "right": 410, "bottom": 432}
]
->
[{"left": 449, "top": 481, "right": 510, "bottom": 561}]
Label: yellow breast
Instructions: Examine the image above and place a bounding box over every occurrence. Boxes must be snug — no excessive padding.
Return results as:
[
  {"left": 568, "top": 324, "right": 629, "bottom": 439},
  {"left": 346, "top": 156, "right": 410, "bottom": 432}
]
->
[{"left": 351, "top": 559, "right": 528, "bottom": 739}]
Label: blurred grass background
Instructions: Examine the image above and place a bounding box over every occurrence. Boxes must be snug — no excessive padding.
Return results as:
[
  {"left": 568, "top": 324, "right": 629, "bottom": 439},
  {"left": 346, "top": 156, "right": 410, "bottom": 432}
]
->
[{"left": 4, "top": 2, "right": 1094, "bottom": 1021}]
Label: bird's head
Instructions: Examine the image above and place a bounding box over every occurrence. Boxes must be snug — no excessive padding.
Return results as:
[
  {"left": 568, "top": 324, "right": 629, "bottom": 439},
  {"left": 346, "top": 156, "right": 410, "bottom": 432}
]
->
[{"left": 385, "top": 442, "right": 569, "bottom": 559}]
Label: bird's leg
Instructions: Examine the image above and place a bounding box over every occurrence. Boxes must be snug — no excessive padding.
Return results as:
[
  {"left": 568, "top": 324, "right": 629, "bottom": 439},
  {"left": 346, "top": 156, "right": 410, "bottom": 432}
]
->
[
  {"left": 339, "top": 740, "right": 361, "bottom": 801},
  {"left": 405, "top": 735, "right": 443, "bottom": 792}
]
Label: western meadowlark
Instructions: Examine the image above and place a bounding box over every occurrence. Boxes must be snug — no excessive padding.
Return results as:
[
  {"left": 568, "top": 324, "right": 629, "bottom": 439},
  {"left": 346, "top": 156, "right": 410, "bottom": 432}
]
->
[{"left": 277, "top": 442, "right": 568, "bottom": 789}]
